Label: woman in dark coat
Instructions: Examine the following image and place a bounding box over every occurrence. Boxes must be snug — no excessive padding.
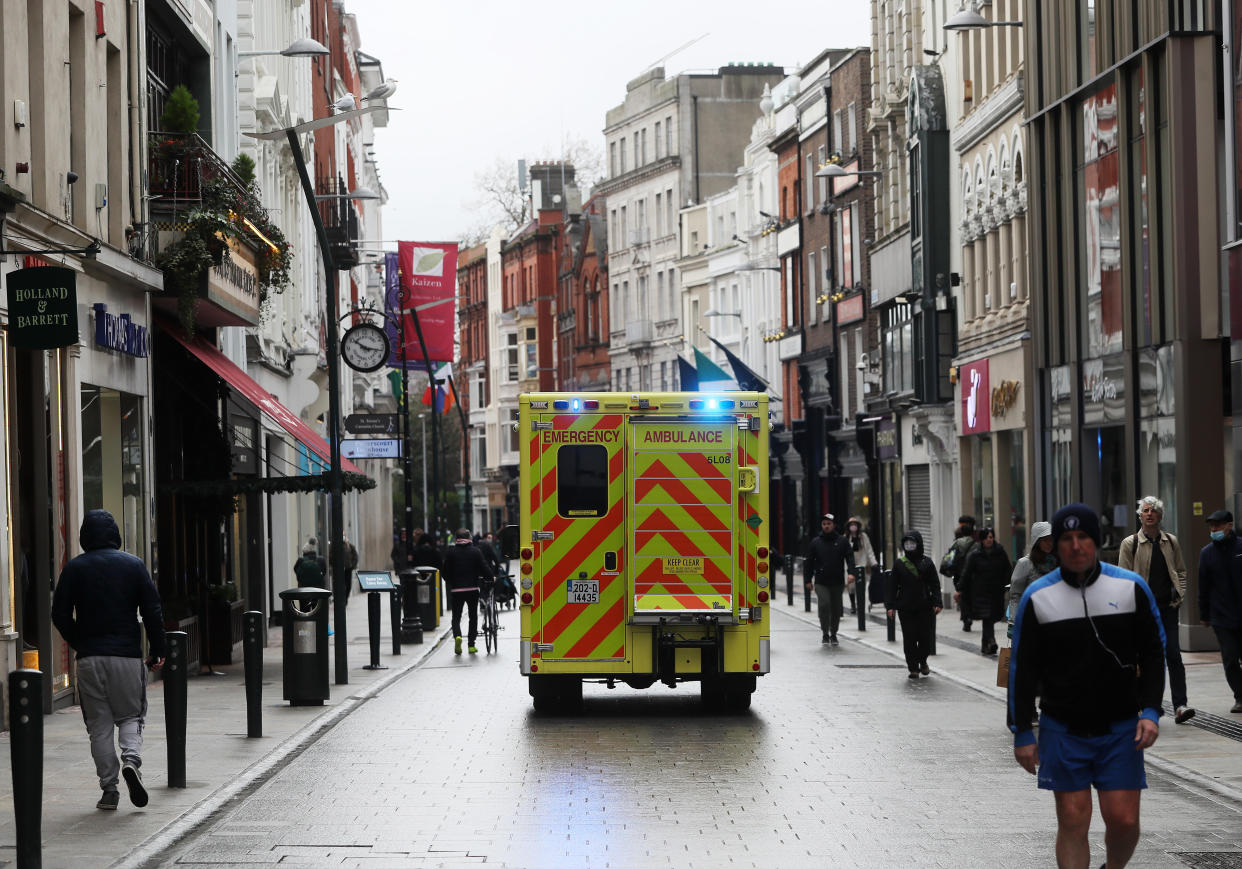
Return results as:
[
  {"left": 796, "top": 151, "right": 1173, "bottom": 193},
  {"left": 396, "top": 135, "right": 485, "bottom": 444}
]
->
[
  {"left": 955, "top": 527, "right": 1012, "bottom": 656},
  {"left": 885, "top": 529, "right": 943, "bottom": 678}
]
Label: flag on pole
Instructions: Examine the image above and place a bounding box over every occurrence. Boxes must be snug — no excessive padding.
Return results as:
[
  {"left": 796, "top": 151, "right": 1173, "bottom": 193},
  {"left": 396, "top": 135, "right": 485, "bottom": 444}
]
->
[
  {"left": 693, "top": 346, "right": 735, "bottom": 390},
  {"left": 420, "top": 362, "right": 455, "bottom": 413},
  {"left": 676, "top": 355, "right": 699, "bottom": 391},
  {"left": 704, "top": 333, "right": 777, "bottom": 396}
]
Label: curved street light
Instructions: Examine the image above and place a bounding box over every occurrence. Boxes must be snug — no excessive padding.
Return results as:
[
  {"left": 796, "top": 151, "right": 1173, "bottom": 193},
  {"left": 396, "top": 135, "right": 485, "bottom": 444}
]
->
[
  {"left": 943, "top": 7, "right": 1023, "bottom": 29},
  {"left": 239, "top": 37, "right": 330, "bottom": 58},
  {"left": 245, "top": 104, "right": 391, "bottom": 684}
]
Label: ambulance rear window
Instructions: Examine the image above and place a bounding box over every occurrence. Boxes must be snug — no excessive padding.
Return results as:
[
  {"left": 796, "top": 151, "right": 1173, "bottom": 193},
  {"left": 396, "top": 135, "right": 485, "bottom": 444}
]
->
[{"left": 557, "top": 445, "right": 608, "bottom": 518}]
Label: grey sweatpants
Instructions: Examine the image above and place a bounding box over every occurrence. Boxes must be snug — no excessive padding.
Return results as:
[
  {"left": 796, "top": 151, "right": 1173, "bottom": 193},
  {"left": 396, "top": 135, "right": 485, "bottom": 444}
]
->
[{"left": 77, "top": 656, "right": 148, "bottom": 792}]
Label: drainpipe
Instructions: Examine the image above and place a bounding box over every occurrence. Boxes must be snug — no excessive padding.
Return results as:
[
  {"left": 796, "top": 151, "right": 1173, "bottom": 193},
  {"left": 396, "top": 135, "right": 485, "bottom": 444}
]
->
[
  {"left": 128, "top": 0, "right": 147, "bottom": 242},
  {"left": 691, "top": 95, "right": 700, "bottom": 204}
]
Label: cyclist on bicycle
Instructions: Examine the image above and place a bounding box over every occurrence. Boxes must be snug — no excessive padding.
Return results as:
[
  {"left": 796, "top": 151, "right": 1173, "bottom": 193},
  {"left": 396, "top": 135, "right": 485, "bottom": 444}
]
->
[{"left": 442, "top": 528, "right": 494, "bottom": 655}]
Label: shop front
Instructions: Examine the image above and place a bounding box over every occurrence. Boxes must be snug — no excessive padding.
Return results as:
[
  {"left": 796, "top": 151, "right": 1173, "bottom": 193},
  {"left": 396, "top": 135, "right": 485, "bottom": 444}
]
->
[{"left": 957, "top": 347, "right": 1033, "bottom": 561}]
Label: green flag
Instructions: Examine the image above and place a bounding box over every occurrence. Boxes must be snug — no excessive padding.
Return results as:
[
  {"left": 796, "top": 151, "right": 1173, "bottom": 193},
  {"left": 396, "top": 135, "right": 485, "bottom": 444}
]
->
[
  {"left": 388, "top": 370, "right": 403, "bottom": 403},
  {"left": 693, "top": 347, "right": 734, "bottom": 387}
]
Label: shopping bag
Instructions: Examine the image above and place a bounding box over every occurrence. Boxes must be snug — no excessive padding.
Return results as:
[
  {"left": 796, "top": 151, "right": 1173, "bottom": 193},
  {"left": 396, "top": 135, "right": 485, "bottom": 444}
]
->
[{"left": 996, "top": 646, "right": 1011, "bottom": 688}]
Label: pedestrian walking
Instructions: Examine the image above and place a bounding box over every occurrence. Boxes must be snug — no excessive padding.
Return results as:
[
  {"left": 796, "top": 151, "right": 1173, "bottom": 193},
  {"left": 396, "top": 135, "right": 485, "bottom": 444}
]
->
[
  {"left": 340, "top": 536, "right": 359, "bottom": 574},
  {"left": 803, "top": 513, "right": 855, "bottom": 645},
  {"left": 293, "top": 542, "right": 324, "bottom": 588},
  {"left": 441, "top": 528, "right": 494, "bottom": 655},
  {"left": 390, "top": 529, "right": 410, "bottom": 571},
  {"left": 410, "top": 531, "right": 443, "bottom": 573},
  {"left": 1008, "top": 503, "right": 1166, "bottom": 869},
  {"left": 306, "top": 537, "right": 327, "bottom": 576},
  {"left": 1197, "top": 508, "right": 1242, "bottom": 714},
  {"left": 1118, "top": 496, "right": 1196, "bottom": 724},
  {"left": 50, "top": 509, "right": 165, "bottom": 811},
  {"left": 885, "top": 530, "right": 942, "bottom": 678},
  {"left": 1007, "top": 521, "right": 1057, "bottom": 635},
  {"left": 940, "top": 515, "right": 979, "bottom": 632},
  {"left": 956, "top": 526, "right": 1011, "bottom": 655},
  {"left": 844, "top": 516, "right": 878, "bottom": 613}
]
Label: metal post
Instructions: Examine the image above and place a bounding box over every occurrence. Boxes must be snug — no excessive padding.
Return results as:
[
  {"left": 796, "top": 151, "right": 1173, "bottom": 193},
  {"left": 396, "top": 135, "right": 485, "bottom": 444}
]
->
[
  {"left": 784, "top": 554, "right": 793, "bottom": 606},
  {"left": 287, "top": 127, "right": 349, "bottom": 685},
  {"left": 928, "top": 610, "right": 938, "bottom": 656},
  {"left": 420, "top": 413, "right": 428, "bottom": 532},
  {"left": 9, "top": 668, "right": 42, "bottom": 869},
  {"left": 803, "top": 573, "right": 812, "bottom": 613},
  {"left": 855, "top": 567, "right": 867, "bottom": 631},
  {"left": 390, "top": 585, "right": 402, "bottom": 655},
  {"left": 243, "top": 612, "right": 263, "bottom": 738},
  {"left": 363, "top": 592, "right": 386, "bottom": 670},
  {"left": 165, "top": 631, "right": 188, "bottom": 787}
]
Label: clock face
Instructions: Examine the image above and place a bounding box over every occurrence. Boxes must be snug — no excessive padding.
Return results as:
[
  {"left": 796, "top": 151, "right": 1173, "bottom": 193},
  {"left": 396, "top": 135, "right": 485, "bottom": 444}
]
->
[{"left": 341, "top": 323, "right": 390, "bottom": 373}]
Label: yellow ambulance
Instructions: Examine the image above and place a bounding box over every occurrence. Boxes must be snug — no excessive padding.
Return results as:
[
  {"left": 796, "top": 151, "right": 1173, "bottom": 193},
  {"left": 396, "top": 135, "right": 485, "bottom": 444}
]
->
[{"left": 510, "top": 391, "right": 771, "bottom": 712}]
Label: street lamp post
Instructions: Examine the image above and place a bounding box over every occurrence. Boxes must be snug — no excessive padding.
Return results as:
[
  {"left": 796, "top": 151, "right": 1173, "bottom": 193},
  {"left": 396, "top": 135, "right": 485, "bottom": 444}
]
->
[{"left": 246, "top": 105, "right": 389, "bottom": 685}]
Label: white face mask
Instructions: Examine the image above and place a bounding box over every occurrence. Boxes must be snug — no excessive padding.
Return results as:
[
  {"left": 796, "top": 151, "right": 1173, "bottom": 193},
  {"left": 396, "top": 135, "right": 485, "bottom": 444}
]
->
[{"left": 903, "top": 540, "right": 917, "bottom": 553}]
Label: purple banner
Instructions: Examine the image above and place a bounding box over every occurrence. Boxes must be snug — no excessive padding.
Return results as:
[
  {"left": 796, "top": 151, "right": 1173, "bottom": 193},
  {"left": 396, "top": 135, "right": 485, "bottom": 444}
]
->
[{"left": 384, "top": 252, "right": 433, "bottom": 371}]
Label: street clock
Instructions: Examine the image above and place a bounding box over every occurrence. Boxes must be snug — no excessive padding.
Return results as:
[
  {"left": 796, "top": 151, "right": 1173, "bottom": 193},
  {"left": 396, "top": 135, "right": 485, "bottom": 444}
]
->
[{"left": 340, "top": 323, "right": 390, "bottom": 372}]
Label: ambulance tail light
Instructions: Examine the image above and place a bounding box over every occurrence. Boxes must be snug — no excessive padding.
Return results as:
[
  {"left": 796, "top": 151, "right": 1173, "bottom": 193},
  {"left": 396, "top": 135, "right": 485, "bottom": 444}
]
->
[
  {"left": 521, "top": 592, "right": 533, "bottom": 604},
  {"left": 521, "top": 548, "right": 533, "bottom": 560},
  {"left": 757, "top": 590, "right": 769, "bottom": 603},
  {"left": 757, "top": 562, "right": 768, "bottom": 573},
  {"left": 521, "top": 563, "right": 533, "bottom": 575},
  {"left": 757, "top": 546, "right": 769, "bottom": 559}
]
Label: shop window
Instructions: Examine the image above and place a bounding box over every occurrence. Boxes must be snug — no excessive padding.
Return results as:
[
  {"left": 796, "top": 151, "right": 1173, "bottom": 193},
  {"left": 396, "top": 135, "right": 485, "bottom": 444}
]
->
[
  {"left": 557, "top": 445, "right": 609, "bottom": 518},
  {"left": 1138, "top": 345, "right": 1177, "bottom": 532},
  {"left": 882, "top": 302, "right": 915, "bottom": 395},
  {"left": 1007, "top": 430, "right": 1026, "bottom": 560},
  {"left": 80, "top": 385, "right": 146, "bottom": 559},
  {"left": 1044, "top": 365, "right": 1074, "bottom": 514},
  {"left": 1079, "top": 81, "right": 1124, "bottom": 359}
]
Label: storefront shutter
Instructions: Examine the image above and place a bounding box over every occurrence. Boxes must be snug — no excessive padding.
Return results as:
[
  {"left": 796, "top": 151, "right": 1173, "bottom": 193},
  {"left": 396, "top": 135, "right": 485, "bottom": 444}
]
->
[{"left": 906, "top": 464, "right": 933, "bottom": 542}]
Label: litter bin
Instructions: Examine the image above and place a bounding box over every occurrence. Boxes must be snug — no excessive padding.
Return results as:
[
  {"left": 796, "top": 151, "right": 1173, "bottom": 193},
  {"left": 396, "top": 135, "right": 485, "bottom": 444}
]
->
[
  {"left": 414, "top": 567, "right": 440, "bottom": 634},
  {"left": 278, "top": 587, "right": 331, "bottom": 705},
  {"left": 397, "top": 570, "right": 425, "bottom": 645}
]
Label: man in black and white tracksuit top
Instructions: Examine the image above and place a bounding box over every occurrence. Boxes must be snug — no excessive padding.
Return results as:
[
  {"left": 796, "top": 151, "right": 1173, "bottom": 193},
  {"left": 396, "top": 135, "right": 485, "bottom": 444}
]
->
[{"left": 1008, "top": 503, "right": 1166, "bottom": 869}]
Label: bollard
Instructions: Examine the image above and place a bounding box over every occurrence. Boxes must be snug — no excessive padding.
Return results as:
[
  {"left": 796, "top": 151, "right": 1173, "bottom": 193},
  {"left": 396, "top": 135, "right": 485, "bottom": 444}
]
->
[
  {"left": 164, "top": 631, "right": 188, "bottom": 788},
  {"left": 397, "top": 570, "right": 425, "bottom": 645},
  {"left": 10, "top": 668, "right": 42, "bottom": 869},
  {"left": 803, "top": 576, "right": 812, "bottom": 613},
  {"left": 389, "top": 586, "right": 402, "bottom": 656},
  {"left": 784, "top": 554, "right": 794, "bottom": 606},
  {"left": 243, "top": 612, "right": 263, "bottom": 738},
  {"left": 854, "top": 566, "right": 867, "bottom": 631},
  {"left": 363, "top": 591, "right": 386, "bottom": 670}
]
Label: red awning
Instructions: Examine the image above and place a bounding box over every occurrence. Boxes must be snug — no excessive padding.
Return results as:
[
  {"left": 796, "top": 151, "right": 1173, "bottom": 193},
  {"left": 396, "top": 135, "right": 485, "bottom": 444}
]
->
[{"left": 165, "top": 327, "right": 364, "bottom": 475}]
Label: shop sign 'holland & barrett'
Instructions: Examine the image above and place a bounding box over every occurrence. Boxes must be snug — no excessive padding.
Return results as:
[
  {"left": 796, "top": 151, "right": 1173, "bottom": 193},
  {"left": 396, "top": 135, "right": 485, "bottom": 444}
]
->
[{"left": 6, "top": 266, "right": 79, "bottom": 349}]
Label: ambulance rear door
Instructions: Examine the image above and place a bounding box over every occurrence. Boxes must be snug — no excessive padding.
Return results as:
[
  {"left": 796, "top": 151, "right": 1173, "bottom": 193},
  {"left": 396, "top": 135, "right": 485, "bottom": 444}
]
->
[{"left": 629, "top": 415, "right": 737, "bottom": 619}]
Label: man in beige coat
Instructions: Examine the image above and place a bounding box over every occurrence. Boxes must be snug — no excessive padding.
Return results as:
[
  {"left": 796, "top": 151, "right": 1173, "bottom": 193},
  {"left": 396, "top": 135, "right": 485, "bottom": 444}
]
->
[{"left": 1119, "top": 495, "right": 1194, "bottom": 723}]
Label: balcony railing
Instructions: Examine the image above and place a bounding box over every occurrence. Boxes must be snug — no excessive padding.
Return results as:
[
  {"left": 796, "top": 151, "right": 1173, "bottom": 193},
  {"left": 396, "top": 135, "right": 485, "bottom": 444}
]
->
[
  {"left": 148, "top": 131, "right": 250, "bottom": 212},
  {"left": 316, "top": 176, "right": 360, "bottom": 269}
]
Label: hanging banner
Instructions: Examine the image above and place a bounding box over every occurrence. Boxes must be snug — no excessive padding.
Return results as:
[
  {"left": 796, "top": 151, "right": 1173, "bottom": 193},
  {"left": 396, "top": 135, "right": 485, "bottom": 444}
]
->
[
  {"left": 390, "top": 241, "right": 457, "bottom": 368},
  {"left": 6, "top": 266, "right": 79, "bottom": 349}
]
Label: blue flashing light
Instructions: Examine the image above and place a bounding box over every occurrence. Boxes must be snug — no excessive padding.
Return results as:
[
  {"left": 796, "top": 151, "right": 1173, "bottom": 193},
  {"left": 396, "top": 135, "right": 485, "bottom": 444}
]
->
[
  {"left": 553, "top": 400, "right": 570, "bottom": 410},
  {"left": 705, "top": 398, "right": 718, "bottom": 410},
  {"left": 572, "top": 398, "right": 580, "bottom": 412},
  {"left": 719, "top": 399, "right": 735, "bottom": 410}
]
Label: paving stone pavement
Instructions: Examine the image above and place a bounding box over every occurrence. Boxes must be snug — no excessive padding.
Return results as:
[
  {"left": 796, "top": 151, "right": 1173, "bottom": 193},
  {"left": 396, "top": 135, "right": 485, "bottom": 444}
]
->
[{"left": 147, "top": 605, "right": 1242, "bottom": 869}]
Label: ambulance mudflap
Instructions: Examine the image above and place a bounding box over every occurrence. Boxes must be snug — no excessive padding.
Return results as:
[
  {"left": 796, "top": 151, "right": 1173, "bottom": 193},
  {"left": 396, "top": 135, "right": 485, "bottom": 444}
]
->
[{"left": 518, "top": 393, "right": 771, "bottom": 713}]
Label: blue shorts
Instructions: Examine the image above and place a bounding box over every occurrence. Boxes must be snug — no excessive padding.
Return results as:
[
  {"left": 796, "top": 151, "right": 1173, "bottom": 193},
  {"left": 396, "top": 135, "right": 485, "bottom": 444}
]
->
[{"left": 1036, "top": 714, "right": 1147, "bottom": 792}]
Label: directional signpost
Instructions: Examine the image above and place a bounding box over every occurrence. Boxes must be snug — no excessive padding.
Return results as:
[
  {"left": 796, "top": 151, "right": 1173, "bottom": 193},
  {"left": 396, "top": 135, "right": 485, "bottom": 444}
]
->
[{"left": 344, "top": 413, "right": 399, "bottom": 435}]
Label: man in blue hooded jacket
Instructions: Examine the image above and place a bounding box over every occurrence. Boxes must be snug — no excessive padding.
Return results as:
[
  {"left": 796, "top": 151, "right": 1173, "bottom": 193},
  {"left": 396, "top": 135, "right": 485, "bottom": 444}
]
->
[{"left": 52, "top": 510, "right": 165, "bottom": 811}]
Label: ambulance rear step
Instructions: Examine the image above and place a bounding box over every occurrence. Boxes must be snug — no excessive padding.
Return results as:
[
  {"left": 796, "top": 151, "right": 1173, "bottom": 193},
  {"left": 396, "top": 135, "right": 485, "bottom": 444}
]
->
[{"left": 651, "top": 616, "right": 724, "bottom": 686}]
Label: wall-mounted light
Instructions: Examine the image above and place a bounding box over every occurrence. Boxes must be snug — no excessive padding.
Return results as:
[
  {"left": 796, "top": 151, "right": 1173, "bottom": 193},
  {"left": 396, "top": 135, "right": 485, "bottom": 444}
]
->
[{"left": 944, "top": 3, "right": 1023, "bottom": 30}]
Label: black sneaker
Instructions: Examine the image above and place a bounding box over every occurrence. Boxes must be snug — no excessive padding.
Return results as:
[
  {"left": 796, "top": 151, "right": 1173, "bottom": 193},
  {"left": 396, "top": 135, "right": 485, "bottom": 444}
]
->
[
  {"left": 822, "top": 636, "right": 831, "bottom": 644},
  {"left": 908, "top": 671, "right": 919, "bottom": 679},
  {"left": 1175, "top": 706, "right": 1196, "bottom": 724},
  {"left": 920, "top": 662, "right": 930, "bottom": 676},
  {"left": 1231, "top": 702, "right": 1242, "bottom": 713},
  {"left": 123, "top": 763, "right": 148, "bottom": 808},
  {"left": 962, "top": 622, "right": 972, "bottom": 632},
  {"left": 830, "top": 635, "right": 839, "bottom": 646},
  {"left": 96, "top": 789, "right": 119, "bottom": 810}
]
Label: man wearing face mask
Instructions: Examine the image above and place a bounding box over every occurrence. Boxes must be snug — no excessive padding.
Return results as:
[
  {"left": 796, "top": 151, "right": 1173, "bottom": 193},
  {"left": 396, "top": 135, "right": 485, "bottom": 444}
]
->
[
  {"left": 1008, "top": 503, "right": 1166, "bottom": 869},
  {"left": 886, "top": 530, "right": 942, "bottom": 678},
  {"left": 1198, "top": 509, "right": 1242, "bottom": 714}
]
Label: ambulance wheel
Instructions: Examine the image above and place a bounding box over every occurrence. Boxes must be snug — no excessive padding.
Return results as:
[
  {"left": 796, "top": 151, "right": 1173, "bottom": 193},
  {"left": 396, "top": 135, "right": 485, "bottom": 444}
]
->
[
  {"left": 725, "top": 689, "right": 752, "bottom": 713},
  {"left": 530, "top": 676, "right": 581, "bottom": 713},
  {"left": 721, "top": 675, "right": 756, "bottom": 714}
]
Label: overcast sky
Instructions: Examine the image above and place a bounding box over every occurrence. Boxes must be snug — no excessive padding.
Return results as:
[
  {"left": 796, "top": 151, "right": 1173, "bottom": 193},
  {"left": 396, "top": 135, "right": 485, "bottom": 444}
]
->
[{"left": 344, "top": 1, "right": 872, "bottom": 245}]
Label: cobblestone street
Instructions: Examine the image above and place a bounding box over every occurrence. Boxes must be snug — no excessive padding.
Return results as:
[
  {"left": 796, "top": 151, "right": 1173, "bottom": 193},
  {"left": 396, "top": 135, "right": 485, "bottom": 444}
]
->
[{"left": 149, "top": 605, "right": 1242, "bottom": 869}]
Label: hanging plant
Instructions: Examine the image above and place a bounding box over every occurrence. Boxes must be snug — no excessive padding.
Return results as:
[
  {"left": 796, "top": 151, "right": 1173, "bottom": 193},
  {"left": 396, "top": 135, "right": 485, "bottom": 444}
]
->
[{"left": 155, "top": 171, "right": 293, "bottom": 334}]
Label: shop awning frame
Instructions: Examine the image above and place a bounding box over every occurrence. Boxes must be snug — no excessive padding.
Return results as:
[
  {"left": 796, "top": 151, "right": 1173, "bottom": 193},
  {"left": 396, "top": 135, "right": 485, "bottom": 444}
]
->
[{"left": 161, "top": 323, "right": 370, "bottom": 479}]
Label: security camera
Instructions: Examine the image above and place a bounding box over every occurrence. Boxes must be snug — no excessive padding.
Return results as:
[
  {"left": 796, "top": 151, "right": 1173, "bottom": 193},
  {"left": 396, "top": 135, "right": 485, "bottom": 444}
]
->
[
  {"left": 66, "top": 171, "right": 79, "bottom": 184},
  {"left": 856, "top": 352, "right": 870, "bottom": 371}
]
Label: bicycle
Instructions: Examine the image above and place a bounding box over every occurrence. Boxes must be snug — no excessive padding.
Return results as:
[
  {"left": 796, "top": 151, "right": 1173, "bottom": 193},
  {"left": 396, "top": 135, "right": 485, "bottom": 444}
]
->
[{"left": 480, "top": 581, "right": 500, "bottom": 654}]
